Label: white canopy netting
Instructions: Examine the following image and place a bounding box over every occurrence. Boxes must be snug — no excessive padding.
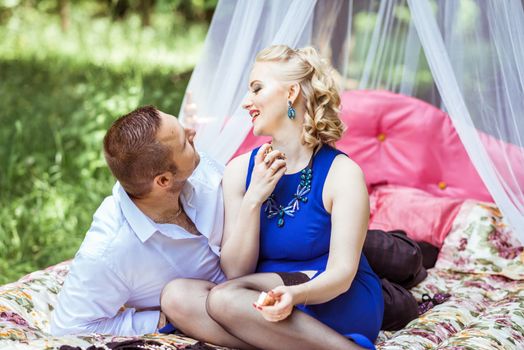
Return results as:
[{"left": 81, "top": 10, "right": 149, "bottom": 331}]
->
[{"left": 178, "top": 0, "right": 524, "bottom": 242}]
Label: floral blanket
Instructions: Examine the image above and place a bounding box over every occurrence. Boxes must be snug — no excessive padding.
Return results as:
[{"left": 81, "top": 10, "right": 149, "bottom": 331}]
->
[{"left": 1, "top": 201, "right": 523, "bottom": 350}]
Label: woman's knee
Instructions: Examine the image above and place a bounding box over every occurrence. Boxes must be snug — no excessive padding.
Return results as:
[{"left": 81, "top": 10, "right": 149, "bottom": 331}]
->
[
  {"left": 206, "top": 274, "right": 282, "bottom": 324},
  {"left": 160, "top": 279, "right": 202, "bottom": 319},
  {"left": 206, "top": 282, "right": 244, "bottom": 323}
]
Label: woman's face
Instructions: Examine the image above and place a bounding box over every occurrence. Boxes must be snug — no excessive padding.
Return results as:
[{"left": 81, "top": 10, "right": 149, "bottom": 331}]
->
[{"left": 242, "top": 62, "right": 289, "bottom": 136}]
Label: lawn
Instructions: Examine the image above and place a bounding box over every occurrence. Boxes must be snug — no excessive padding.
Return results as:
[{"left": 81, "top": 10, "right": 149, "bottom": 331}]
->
[{"left": 0, "top": 3, "right": 207, "bottom": 284}]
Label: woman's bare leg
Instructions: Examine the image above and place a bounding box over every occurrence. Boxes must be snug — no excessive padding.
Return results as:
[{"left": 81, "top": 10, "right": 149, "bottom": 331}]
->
[
  {"left": 160, "top": 279, "right": 257, "bottom": 349},
  {"left": 206, "top": 273, "right": 365, "bottom": 350}
]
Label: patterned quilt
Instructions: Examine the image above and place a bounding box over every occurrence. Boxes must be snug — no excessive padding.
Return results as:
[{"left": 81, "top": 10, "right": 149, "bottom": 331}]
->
[{"left": 1, "top": 201, "right": 523, "bottom": 350}]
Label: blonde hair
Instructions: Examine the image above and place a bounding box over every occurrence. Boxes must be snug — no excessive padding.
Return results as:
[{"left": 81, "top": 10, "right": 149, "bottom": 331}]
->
[{"left": 255, "top": 45, "right": 346, "bottom": 148}]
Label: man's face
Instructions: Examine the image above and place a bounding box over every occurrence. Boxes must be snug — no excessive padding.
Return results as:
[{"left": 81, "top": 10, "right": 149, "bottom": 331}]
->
[{"left": 157, "top": 111, "right": 200, "bottom": 183}]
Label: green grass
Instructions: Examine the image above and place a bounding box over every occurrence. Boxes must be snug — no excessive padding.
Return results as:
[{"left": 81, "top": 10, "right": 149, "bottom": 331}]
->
[{"left": 0, "top": 6, "right": 206, "bottom": 284}]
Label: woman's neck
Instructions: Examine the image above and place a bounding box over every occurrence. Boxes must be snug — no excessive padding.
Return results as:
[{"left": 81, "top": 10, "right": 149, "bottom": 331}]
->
[{"left": 271, "top": 128, "right": 314, "bottom": 174}]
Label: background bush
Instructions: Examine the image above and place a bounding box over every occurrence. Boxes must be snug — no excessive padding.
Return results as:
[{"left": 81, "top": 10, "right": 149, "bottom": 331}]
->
[
  {"left": 0, "top": 0, "right": 211, "bottom": 284},
  {"left": 0, "top": 0, "right": 441, "bottom": 284}
]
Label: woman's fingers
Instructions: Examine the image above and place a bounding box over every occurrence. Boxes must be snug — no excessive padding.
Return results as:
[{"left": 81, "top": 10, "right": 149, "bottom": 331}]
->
[
  {"left": 260, "top": 311, "right": 280, "bottom": 322},
  {"left": 268, "top": 288, "right": 284, "bottom": 298},
  {"left": 258, "top": 304, "right": 291, "bottom": 322},
  {"left": 264, "top": 150, "right": 286, "bottom": 166},
  {"left": 264, "top": 314, "right": 284, "bottom": 322},
  {"left": 259, "top": 298, "right": 289, "bottom": 316},
  {"left": 255, "top": 145, "right": 287, "bottom": 167},
  {"left": 257, "top": 307, "right": 282, "bottom": 321},
  {"left": 255, "top": 144, "right": 272, "bottom": 165},
  {"left": 268, "top": 159, "right": 286, "bottom": 174}
]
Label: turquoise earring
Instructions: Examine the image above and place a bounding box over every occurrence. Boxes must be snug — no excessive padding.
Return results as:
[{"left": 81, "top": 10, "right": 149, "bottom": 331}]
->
[{"left": 287, "top": 100, "right": 296, "bottom": 119}]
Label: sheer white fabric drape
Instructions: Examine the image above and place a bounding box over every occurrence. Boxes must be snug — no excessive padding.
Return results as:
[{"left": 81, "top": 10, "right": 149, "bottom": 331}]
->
[
  {"left": 179, "top": 0, "right": 524, "bottom": 241},
  {"left": 179, "top": 0, "right": 317, "bottom": 164},
  {"left": 407, "top": 0, "right": 524, "bottom": 241}
]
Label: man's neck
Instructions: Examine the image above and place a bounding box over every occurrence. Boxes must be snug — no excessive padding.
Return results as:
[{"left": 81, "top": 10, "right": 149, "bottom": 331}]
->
[{"left": 132, "top": 190, "right": 183, "bottom": 224}]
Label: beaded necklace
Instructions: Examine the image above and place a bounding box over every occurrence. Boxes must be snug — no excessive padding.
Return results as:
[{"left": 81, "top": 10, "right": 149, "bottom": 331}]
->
[{"left": 264, "top": 149, "right": 316, "bottom": 228}]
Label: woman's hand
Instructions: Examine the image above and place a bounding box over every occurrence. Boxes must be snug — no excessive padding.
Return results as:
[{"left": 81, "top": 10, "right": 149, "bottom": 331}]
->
[
  {"left": 245, "top": 143, "right": 287, "bottom": 206},
  {"left": 183, "top": 91, "right": 199, "bottom": 128},
  {"left": 253, "top": 286, "right": 296, "bottom": 322}
]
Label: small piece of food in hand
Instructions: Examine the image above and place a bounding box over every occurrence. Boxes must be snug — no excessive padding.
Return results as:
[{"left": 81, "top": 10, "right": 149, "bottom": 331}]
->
[
  {"left": 264, "top": 146, "right": 273, "bottom": 157},
  {"left": 255, "top": 291, "right": 277, "bottom": 307}
]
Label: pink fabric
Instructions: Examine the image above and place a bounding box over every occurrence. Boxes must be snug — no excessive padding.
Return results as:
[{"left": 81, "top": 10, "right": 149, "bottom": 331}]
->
[
  {"left": 232, "top": 90, "right": 524, "bottom": 242},
  {"left": 369, "top": 185, "right": 463, "bottom": 247},
  {"left": 232, "top": 131, "right": 271, "bottom": 160},
  {"left": 336, "top": 90, "right": 494, "bottom": 201},
  {"left": 234, "top": 90, "right": 495, "bottom": 202}
]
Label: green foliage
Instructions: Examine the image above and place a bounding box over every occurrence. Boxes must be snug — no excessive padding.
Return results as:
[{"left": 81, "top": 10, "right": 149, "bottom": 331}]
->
[
  {"left": 0, "top": 3, "right": 203, "bottom": 284},
  {"left": 347, "top": 3, "right": 436, "bottom": 101}
]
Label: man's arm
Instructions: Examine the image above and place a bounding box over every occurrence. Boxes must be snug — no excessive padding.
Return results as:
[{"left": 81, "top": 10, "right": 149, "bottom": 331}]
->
[{"left": 51, "top": 253, "right": 160, "bottom": 336}]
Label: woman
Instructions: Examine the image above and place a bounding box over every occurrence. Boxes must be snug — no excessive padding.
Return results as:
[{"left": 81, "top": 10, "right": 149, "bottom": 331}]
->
[
  {"left": 161, "top": 45, "right": 383, "bottom": 350},
  {"left": 212, "top": 45, "right": 382, "bottom": 349}
]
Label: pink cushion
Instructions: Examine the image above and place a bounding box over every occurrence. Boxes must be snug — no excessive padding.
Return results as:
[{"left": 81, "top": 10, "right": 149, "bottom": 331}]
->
[
  {"left": 233, "top": 90, "right": 524, "bottom": 240},
  {"left": 235, "top": 90, "right": 497, "bottom": 202},
  {"left": 337, "top": 90, "right": 493, "bottom": 201},
  {"left": 369, "top": 185, "right": 463, "bottom": 247}
]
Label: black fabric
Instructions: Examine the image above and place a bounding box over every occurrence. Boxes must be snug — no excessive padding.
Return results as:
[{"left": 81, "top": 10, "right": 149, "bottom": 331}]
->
[
  {"left": 275, "top": 271, "right": 311, "bottom": 286},
  {"left": 418, "top": 240, "right": 440, "bottom": 269},
  {"left": 363, "top": 229, "right": 442, "bottom": 330},
  {"left": 59, "top": 340, "right": 167, "bottom": 350},
  {"left": 363, "top": 229, "right": 430, "bottom": 289},
  {"left": 380, "top": 278, "right": 419, "bottom": 331},
  {"left": 184, "top": 341, "right": 219, "bottom": 349}
]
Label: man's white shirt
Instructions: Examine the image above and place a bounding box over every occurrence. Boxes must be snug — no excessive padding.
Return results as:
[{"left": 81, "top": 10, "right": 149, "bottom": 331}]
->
[{"left": 51, "top": 152, "right": 227, "bottom": 336}]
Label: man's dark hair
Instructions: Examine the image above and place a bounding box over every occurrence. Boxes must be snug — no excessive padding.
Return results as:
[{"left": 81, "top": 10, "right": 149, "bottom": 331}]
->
[{"left": 103, "top": 105, "right": 177, "bottom": 198}]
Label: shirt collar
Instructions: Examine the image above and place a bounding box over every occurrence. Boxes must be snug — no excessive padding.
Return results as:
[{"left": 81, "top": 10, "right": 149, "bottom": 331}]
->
[
  {"left": 181, "top": 175, "right": 196, "bottom": 208},
  {"left": 113, "top": 177, "right": 197, "bottom": 242},
  {"left": 113, "top": 182, "right": 157, "bottom": 243}
]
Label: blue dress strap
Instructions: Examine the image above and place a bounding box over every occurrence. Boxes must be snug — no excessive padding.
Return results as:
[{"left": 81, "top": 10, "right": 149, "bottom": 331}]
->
[
  {"left": 308, "top": 145, "right": 347, "bottom": 200},
  {"left": 245, "top": 146, "right": 262, "bottom": 191},
  {"left": 245, "top": 145, "right": 347, "bottom": 193}
]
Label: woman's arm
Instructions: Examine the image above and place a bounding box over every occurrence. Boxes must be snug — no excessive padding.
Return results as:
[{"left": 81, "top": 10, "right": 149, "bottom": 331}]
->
[
  {"left": 293, "top": 154, "right": 369, "bottom": 304},
  {"left": 220, "top": 144, "right": 287, "bottom": 279},
  {"left": 259, "top": 155, "right": 369, "bottom": 320}
]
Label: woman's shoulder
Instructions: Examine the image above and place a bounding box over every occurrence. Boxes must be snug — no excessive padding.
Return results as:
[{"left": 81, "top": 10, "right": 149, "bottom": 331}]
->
[
  {"left": 333, "top": 153, "right": 363, "bottom": 176},
  {"left": 223, "top": 148, "right": 260, "bottom": 188},
  {"left": 226, "top": 146, "right": 264, "bottom": 170},
  {"left": 323, "top": 152, "right": 367, "bottom": 210},
  {"left": 325, "top": 147, "right": 365, "bottom": 184},
  {"left": 225, "top": 151, "right": 251, "bottom": 173},
  {"left": 315, "top": 144, "right": 354, "bottom": 169}
]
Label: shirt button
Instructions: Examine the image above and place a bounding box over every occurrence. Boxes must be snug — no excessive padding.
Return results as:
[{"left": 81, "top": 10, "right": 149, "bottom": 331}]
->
[{"left": 438, "top": 181, "right": 447, "bottom": 190}]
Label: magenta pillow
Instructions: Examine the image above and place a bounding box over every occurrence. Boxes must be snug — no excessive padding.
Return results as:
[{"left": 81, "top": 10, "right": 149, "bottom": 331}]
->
[{"left": 369, "top": 185, "right": 464, "bottom": 248}]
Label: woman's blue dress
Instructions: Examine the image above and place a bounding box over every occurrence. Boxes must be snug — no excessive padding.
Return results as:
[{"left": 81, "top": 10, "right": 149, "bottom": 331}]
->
[{"left": 246, "top": 144, "right": 384, "bottom": 349}]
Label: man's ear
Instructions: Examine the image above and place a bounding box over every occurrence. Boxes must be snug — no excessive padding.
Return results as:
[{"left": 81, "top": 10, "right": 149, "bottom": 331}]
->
[
  {"left": 154, "top": 171, "right": 174, "bottom": 189},
  {"left": 287, "top": 82, "right": 301, "bottom": 104}
]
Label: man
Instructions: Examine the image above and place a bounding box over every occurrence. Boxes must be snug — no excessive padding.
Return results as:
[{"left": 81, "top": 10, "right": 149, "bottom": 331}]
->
[
  {"left": 52, "top": 105, "right": 436, "bottom": 338},
  {"left": 51, "top": 106, "right": 225, "bottom": 335}
]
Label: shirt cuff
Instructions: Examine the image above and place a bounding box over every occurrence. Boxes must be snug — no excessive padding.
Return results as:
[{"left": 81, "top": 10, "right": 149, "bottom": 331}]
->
[{"left": 133, "top": 310, "right": 160, "bottom": 335}]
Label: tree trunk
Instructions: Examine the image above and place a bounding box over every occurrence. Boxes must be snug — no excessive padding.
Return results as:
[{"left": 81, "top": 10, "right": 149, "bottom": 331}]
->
[
  {"left": 58, "top": 0, "right": 69, "bottom": 33},
  {"left": 139, "top": 0, "right": 154, "bottom": 27}
]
